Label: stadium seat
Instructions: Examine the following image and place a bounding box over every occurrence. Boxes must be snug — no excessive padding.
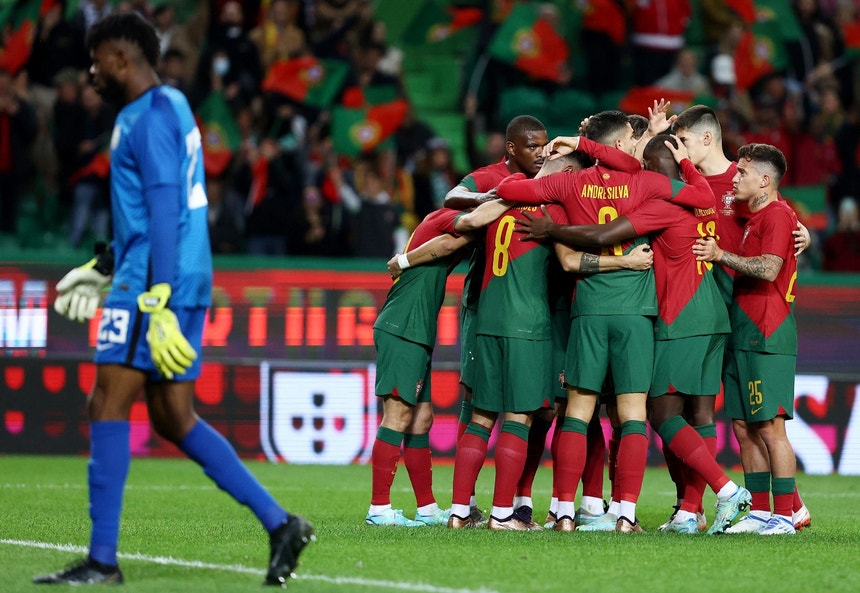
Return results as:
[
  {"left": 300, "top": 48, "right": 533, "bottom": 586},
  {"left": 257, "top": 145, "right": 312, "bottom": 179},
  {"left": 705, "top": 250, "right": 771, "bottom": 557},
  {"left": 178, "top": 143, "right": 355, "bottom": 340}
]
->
[
  {"left": 548, "top": 89, "right": 597, "bottom": 134},
  {"left": 497, "top": 86, "right": 550, "bottom": 128}
]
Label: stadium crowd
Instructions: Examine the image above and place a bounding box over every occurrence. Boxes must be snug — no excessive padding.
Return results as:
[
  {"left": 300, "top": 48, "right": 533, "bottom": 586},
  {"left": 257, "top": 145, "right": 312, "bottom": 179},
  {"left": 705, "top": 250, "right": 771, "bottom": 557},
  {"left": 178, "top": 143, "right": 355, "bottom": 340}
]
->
[{"left": 0, "top": 0, "right": 858, "bottom": 271}]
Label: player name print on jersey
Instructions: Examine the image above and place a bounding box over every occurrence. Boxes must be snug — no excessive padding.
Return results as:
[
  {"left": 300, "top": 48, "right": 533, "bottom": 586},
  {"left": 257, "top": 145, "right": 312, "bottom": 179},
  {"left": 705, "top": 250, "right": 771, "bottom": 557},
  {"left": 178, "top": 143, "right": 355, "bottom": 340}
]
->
[{"left": 259, "top": 362, "right": 377, "bottom": 464}]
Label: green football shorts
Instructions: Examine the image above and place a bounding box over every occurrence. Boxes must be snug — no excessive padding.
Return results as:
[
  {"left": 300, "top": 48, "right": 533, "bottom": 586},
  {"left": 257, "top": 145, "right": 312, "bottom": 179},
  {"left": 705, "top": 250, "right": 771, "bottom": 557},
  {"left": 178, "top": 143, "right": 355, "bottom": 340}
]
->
[
  {"left": 565, "top": 314, "right": 654, "bottom": 394},
  {"left": 459, "top": 305, "right": 478, "bottom": 390},
  {"left": 374, "top": 329, "right": 432, "bottom": 405},
  {"left": 650, "top": 333, "right": 728, "bottom": 397},
  {"left": 723, "top": 349, "right": 796, "bottom": 422},
  {"left": 472, "top": 334, "right": 552, "bottom": 413}
]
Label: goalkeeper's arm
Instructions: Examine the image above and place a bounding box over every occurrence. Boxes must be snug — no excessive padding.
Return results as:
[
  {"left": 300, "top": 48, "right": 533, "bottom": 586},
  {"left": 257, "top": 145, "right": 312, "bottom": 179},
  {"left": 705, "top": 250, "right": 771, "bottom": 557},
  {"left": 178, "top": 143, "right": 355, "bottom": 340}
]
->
[
  {"left": 138, "top": 183, "right": 196, "bottom": 380},
  {"left": 54, "top": 242, "right": 114, "bottom": 322}
]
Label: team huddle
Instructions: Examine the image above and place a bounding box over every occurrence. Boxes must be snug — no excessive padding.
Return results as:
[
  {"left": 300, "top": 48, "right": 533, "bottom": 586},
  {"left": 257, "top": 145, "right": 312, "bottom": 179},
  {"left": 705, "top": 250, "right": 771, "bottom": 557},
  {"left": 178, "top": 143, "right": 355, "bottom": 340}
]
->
[{"left": 366, "top": 103, "right": 811, "bottom": 536}]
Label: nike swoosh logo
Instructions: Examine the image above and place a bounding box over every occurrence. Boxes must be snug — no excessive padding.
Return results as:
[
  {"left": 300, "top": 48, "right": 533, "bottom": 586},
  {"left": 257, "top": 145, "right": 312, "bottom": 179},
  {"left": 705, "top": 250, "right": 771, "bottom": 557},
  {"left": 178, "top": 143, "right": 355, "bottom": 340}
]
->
[
  {"left": 96, "top": 343, "right": 115, "bottom": 351},
  {"left": 751, "top": 407, "right": 762, "bottom": 415}
]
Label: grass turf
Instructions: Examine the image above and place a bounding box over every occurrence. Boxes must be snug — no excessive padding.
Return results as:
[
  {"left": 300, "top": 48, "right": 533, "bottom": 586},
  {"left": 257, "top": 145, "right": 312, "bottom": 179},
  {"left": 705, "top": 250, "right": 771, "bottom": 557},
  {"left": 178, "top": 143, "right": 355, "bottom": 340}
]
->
[{"left": 2, "top": 455, "right": 859, "bottom": 593}]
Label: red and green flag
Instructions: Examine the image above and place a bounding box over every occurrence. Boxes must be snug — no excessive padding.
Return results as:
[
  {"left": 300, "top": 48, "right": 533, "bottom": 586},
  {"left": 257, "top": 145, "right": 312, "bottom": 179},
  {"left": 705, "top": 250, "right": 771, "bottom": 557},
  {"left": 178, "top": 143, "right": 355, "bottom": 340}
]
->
[
  {"left": 724, "top": 0, "right": 756, "bottom": 23},
  {"left": 195, "top": 92, "right": 241, "bottom": 177},
  {"left": 843, "top": 21, "right": 860, "bottom": 59},
  {"left": 68, "top": 145, "right": 110, "bottom": 185},
  {"left": 754, "top": 0, "right": 803, "bottom": 41},
  {"left": 261, "top": 56, "right": 349, "bottom": 109},
  {"left": 617, "top": 86, "right": 697, "bottom": 117},
  {"left": 331, "top": 99, "right": 408, "bottom": 156},
  {"left": 0, "top": 0, "right": 55, "bottom": 75},
  {"left": 340, "top": 84, "right": 400, "bottom": 109},
  {"left": 733, "top": 21, "right": 787, "bottom": 90},
  {"left": 487, "top": 3, "right": 569, "bottom": 83},
  {"left": 401, "top": 0, "right": 483, "bottom": 44}
]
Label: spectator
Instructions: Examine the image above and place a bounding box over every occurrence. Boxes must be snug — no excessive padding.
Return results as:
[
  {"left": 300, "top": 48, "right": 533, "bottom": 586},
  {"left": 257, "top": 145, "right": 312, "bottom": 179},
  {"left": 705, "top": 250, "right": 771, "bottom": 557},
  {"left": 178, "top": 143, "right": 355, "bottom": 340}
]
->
[
  {"left": 654, "top": 49, "right": 712, "bottom": 96},
  {"left": 791, "top": 86, "right": 843, "bottom": 186},
  {"left": 631, "top": 0, "right": 692, "bottom": 86},
  {"left": 72, "top": 0, "right": 114, "bottom": 33},
  {"left": 580, "top": 0, "right": 628, "bottom": 96},
  {"left": 329, "top": 153, "right": 398, "bottom": 258},
  {"left": 822, "top": 197, "right": 860, "bottom": 272},
  {"left": 159, "top": 48, "right": 190, "bottom": 96},
  {"left": 393, "top": 104, "right": 435, "bottom": 171},
  {"left": 412, "top": 137, "right": 461, "bottom": 219},
  {"left": 52, "top": 69, "right": 84, "bottom": 211},
  {"left": 250, "top": 0, "right": 306, "bottom": 70},
  {"left": 309, "top": 0, "right": 373, "bottom": 61},
  {"left": 788, "top": 0, "right": 854, "bottom": 111},
  {"left": 66, "top": 84, "right": 114, "bottom": 248},
  {"left": 153, "top": 3, "right": 179, "bottom": 56},
  {"left": 206, "top": 172, "right": 245, "bottom": 254},
  {"left": 192, "top": 0, "right": 263, "bottom": 108},
  {"left": 0, "top": 68, "right": 37, "bottom": 237},
  {"left": 27, "top": 2, "right": 87, "bottom": 109}
]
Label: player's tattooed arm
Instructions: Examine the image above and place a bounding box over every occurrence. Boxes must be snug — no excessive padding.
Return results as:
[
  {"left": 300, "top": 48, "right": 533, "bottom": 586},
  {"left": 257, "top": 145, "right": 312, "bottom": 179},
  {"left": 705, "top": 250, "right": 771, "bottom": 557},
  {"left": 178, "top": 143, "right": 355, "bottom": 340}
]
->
[
  {"left": 555, "top": 243, "right": 652, "bottom": 274},
  {"left": 718, "top": 252, "right": 784, "bottom": 281},
  {"left": 580, "top": 253, "right": 599, "bottom": 273},
  {"left": 387, "top": 233, "right": 473, "bottom": 278},
  {"left": 692, "top": 236, "right": 783, "bottom": 281}
]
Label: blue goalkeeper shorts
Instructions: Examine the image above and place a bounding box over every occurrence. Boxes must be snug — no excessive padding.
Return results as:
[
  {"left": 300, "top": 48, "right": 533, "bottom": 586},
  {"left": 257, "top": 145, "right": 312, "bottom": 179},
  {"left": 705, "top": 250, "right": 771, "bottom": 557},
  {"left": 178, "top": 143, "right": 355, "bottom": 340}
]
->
[{"left": 93, "top": 303, "right": 206, "bottom": 382}]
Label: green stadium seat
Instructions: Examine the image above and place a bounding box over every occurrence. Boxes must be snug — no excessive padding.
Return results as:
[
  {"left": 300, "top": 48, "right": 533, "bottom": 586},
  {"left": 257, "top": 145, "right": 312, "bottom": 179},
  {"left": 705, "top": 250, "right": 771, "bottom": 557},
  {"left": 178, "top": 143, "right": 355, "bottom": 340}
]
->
[
  {"left": 497, "top": 86, "right": 550, "bottom": 129},
  {"left": 548, "top": 89, "right": 597, "bottom": 133}
]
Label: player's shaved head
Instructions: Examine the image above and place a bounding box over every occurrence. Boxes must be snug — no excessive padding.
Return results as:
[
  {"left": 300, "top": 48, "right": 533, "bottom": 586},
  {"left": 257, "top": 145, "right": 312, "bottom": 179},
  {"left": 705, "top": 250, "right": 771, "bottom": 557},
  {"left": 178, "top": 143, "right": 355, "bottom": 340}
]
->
[
  {"left": 642, "top": 134, "right": 681, "bottom": 180},
  {"left": 672, "top": 104, "right": 722, "bottom": 142},
  {"left": 87, "top": 12, "right": 161, "bottom": 68},
  {"left": 737, "top": 143, "right": 787, "bottom": 183},
  {"left": 583, "top": 110, "right": 630, "bottom": 146},
  {"left": 505, "top": 115, "right": 546, "bottom": 142}
]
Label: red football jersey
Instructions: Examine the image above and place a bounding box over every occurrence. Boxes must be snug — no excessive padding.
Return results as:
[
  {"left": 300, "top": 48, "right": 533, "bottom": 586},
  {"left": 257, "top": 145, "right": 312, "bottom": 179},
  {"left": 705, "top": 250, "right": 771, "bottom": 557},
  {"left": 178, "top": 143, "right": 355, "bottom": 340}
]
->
[{"left": 731, "top": 200, "right": 799, "bottom": 354}]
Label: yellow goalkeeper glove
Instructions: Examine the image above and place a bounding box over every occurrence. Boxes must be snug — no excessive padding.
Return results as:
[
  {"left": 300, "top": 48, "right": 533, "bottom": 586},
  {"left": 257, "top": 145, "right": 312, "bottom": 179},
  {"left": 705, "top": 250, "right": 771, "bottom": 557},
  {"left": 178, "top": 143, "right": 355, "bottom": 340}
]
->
[{"left": 137, "top": 283, "right": 197, "bottom": 380}]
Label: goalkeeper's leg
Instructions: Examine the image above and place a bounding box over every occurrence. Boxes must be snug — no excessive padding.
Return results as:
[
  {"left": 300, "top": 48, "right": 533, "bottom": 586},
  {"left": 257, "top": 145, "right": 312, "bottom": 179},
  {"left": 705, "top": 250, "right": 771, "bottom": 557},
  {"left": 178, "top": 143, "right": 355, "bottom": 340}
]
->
[{"left": 147, "top": 380, "right": 312, "bottom": 583}]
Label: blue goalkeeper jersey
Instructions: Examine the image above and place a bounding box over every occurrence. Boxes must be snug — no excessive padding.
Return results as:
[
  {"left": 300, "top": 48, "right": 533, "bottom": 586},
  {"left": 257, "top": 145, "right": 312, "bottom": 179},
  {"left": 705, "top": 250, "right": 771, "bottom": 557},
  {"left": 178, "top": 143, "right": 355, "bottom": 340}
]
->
[{"left": 106, "top": 85, "right": 212, "bottom": 308}]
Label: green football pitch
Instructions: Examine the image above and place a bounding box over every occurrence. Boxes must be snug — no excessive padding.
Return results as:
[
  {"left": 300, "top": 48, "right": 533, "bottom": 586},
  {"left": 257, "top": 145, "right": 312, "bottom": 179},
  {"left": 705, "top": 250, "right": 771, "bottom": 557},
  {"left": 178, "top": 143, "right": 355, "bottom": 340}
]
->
[{"left": 2, "top": 456, "right": 859, "bottom": 593}]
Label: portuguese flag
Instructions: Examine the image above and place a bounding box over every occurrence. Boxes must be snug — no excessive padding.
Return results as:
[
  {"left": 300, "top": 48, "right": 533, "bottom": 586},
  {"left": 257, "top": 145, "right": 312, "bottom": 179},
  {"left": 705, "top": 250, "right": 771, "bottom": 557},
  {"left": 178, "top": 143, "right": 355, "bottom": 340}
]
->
[
  {"left": 723, "top": 0, "right": 756, "bottom": 23},
  {"left": 754, "top": 0, "right": 803, "bottom": 42},
  {"left": 733, "top": 21, "right": 787, "bottom": 90},
  {"left": 331, "top": 99, "right": 408, "bottom": 156},
  {"left": 402, "top": 0, "right": 483, "bottom": 44},
  {"left": 843, "top": 21, "right": 860, "bottom": 58},
  {"left": 261, "top": 56, "right": 349, "bottom": 109},
  {"left": 617, "top": 86, "right": 697, "bottom": 117},
  {"left": 339, "top": 84, "right": 400, "bottom": 109},
  {"left": 195, "top": 92, "right": 241, "bottom": 177},
  {"left": 68, "top": 146, "right": 110, "bottom": 185},
  {"left": 487, "top": 3, "right": 568, "bottom": 83}
]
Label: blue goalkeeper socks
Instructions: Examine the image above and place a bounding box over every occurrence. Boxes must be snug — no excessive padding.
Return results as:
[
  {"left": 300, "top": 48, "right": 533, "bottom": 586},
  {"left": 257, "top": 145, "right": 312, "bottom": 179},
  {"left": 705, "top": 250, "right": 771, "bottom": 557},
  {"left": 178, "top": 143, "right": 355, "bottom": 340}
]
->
[
  {"left": 88, "top": 421, "right": 131, "bottom": 567},
  {"left": 180, "top": 420, "right": 287, "bottom": 532}
]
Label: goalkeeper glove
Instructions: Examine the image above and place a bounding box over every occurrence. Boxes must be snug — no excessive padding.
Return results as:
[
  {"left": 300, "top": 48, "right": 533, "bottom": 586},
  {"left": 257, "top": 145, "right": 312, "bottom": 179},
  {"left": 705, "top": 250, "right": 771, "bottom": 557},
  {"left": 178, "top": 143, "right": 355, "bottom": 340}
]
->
[
  {"left": 54, "top": 243, "right": 114, "bottom": 322},
  {"left": 137, "top": 283, "right": 197, "bottom": 380}
]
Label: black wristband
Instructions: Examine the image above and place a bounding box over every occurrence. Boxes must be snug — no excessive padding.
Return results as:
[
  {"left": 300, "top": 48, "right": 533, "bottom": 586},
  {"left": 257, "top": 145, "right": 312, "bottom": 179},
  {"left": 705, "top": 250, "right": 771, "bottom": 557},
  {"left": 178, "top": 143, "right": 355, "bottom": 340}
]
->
[{"left": 93, "top": 242, "right": 114, "bottom": 276}]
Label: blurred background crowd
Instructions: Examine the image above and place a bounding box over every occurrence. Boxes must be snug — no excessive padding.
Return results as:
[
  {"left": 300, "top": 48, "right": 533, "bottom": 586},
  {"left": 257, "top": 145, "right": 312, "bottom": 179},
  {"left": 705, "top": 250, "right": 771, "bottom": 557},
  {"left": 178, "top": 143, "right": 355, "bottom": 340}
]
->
[{"left": 0, "top": 0, "right": 859, "bottom": 271}]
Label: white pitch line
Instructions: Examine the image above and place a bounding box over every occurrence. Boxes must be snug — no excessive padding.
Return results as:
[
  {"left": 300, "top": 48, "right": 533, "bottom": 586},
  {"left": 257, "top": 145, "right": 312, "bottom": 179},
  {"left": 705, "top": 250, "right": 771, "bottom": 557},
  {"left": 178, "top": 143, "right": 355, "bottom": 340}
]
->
[{"left": 1, "top": 539, "right": 500, "bottom": 593}]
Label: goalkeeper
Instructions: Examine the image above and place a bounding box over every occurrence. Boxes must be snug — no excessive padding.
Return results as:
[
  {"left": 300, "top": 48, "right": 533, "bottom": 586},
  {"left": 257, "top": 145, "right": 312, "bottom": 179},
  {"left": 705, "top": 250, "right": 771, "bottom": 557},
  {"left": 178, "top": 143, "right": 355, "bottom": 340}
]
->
[{"left": 36, "top": 13, "right": 311, "bottom": 588}]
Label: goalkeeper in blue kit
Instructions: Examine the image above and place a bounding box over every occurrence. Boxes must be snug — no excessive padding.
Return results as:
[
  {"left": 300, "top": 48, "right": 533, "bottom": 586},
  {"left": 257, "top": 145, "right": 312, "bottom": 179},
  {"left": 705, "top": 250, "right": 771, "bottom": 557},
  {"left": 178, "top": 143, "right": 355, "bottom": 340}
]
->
[{"left": 35, "top": 13, "right": 311, "bottom": 587}]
